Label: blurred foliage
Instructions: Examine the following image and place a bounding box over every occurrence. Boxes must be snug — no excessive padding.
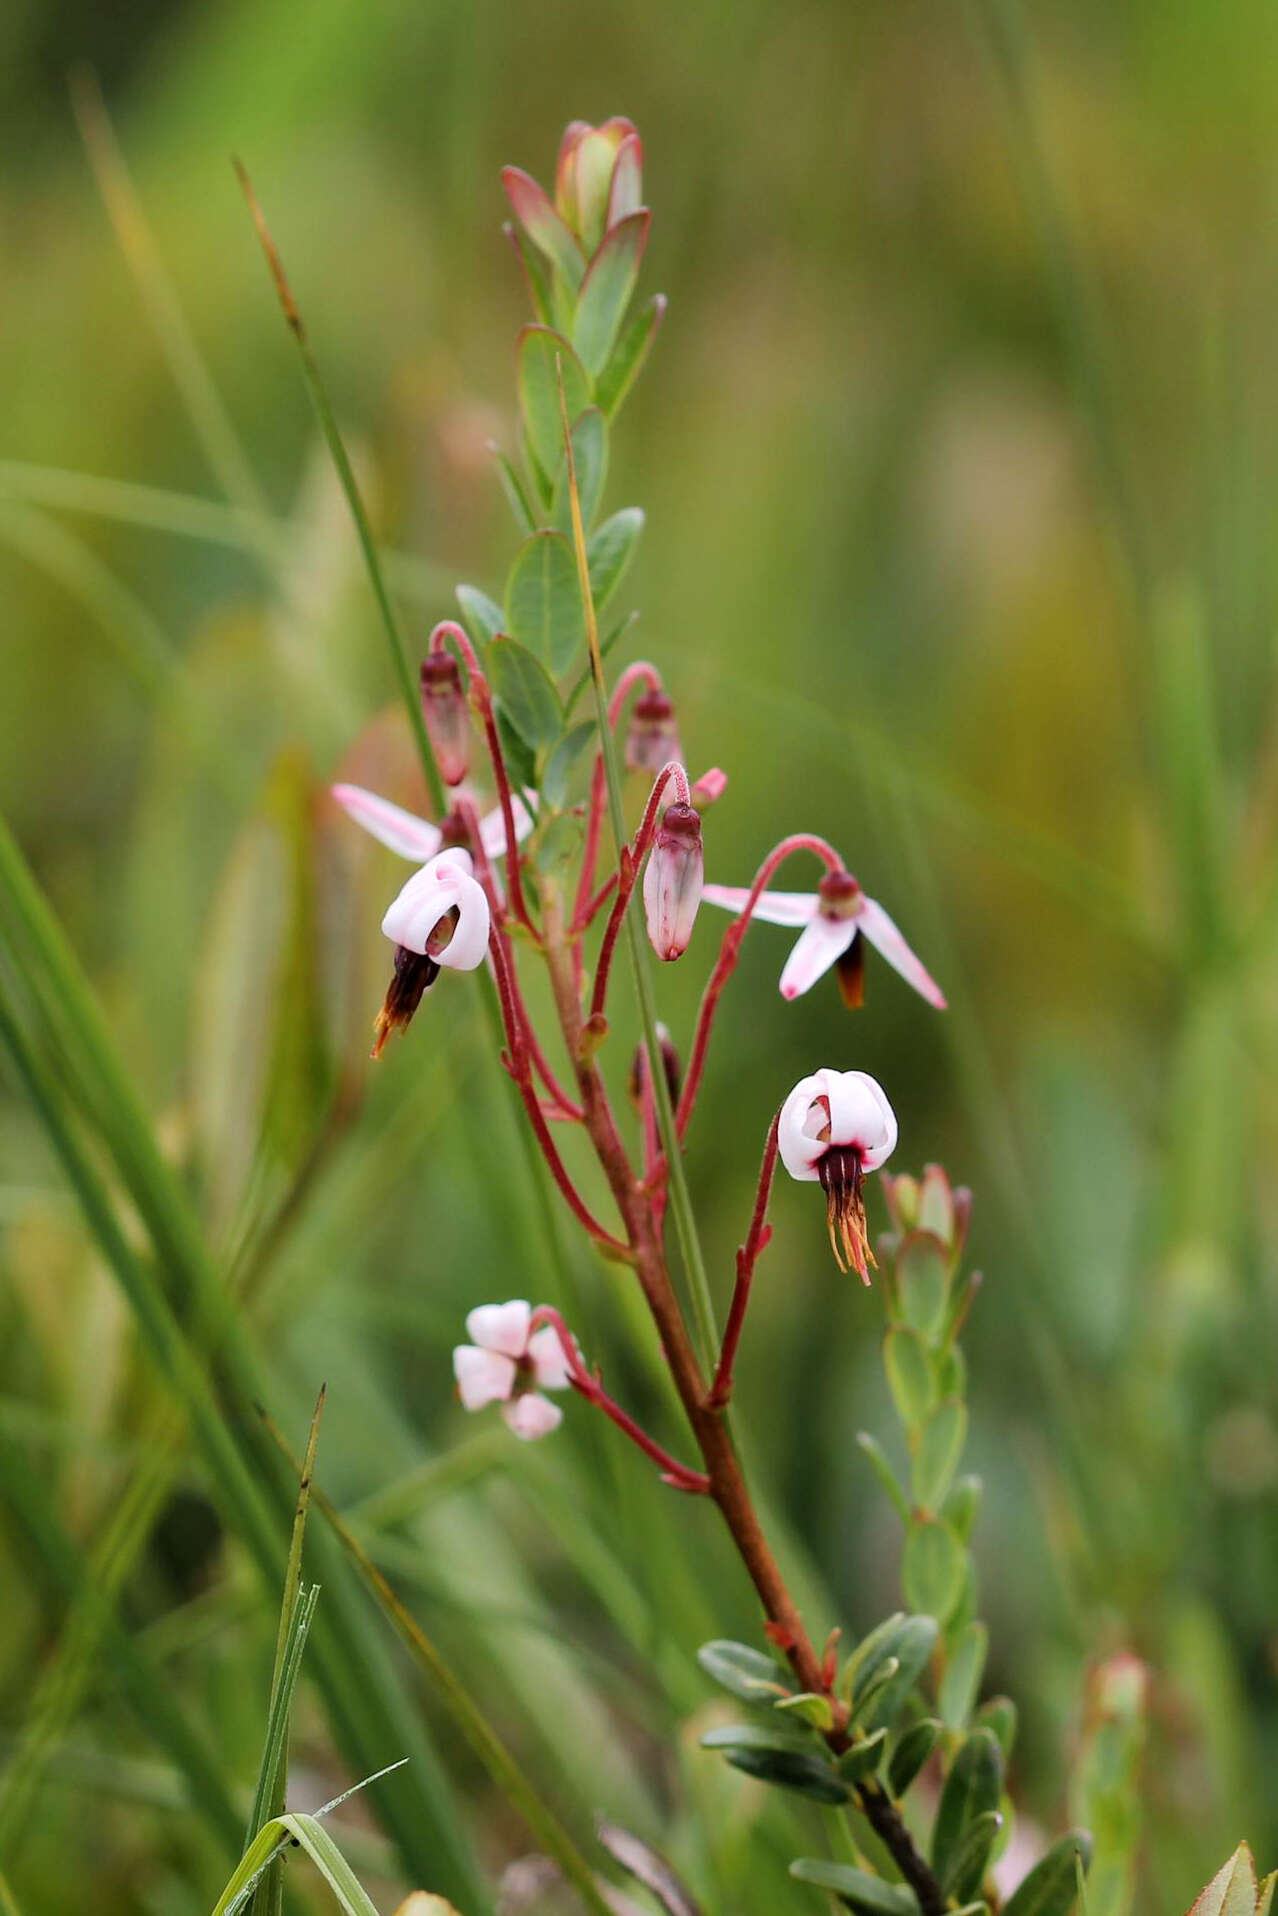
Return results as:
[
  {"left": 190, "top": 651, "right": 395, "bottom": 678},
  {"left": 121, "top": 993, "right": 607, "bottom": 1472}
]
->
[{"left": 0, "top": 0, "right": 1276, "bottom": 1911}]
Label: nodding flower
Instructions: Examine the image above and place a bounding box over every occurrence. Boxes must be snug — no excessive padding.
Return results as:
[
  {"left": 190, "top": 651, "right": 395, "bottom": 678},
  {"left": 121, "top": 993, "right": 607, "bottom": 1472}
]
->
[
  {"left": 778, "top": 1069, "right": 897, "bottom": 1281},
  {"left": 372, "top": 849, "right": 491, "bottom": 1056},
  {"left": 702, "top": 868, "right": 945, "bottom": 1010},
  {"left": 452, "top": 1300, "right": 573, "bottom": 1441},
  {"left": 643, "top": 799, "right": 704, "bottom": 961}
]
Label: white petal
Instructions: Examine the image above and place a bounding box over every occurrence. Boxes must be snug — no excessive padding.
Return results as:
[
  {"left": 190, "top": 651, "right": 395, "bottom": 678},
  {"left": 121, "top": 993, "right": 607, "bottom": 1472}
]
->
[
  {"left": 526, "top": 1324, "right": 574, "bottom": 1391},
  {"left": 479, "top": 791, "right": 537, "bottom": 861},
  {"left": 332, "top": 784, "right": 442, "bottom": 862},
  {"left": 858, "top": 897, "right": 947, "bottom": 1009},
  {"left": 501, "top": 1393, "right": 563, "bottom": 1441},
  {"left": 382, "top": 853, "right": 489, "bottom": 968},
  {"left": 433, "top": 871, "right": 492, "bottom": 970},
  {"left": 701, "top": 884, "right": 818, "bottom": 929},
  {"left": 453, "top": 1345, "right": 516, "bottom": 1410},
  {"left": 465, "top": 1300, "right": 531, "bottom": 1357},
  {"left": 778, "top": 1073, "right": 826, "bottom": 1182},
  {"left": 817, "top": 1068, "right": 898, "bottom": 1169},
  {"left": 778, "top": 915, "right": 855, "bottom": 999}
]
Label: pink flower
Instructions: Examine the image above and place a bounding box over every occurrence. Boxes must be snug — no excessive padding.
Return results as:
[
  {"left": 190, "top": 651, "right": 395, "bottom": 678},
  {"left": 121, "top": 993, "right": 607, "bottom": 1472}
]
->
[
  {"left": 332, "top": 783, "right": 534, "bottom": 866},
  {"left": 624, "top": 687, "right": 682, "bottom": 774},
  {"left": 643, "top": 800, "right": 704, "bottom": 961},
  {"left": 702, "top": 868, "right": 945, "bottom": 1010},
  {"left": 779, "top": 1069, "right": 897, "bottom": 1281},
  {"left": 452, "top": 1300, "right": 574, "bottom": 1441},
  {"left": 370, "top": 848, "right": 492, "bottom": 1056}
]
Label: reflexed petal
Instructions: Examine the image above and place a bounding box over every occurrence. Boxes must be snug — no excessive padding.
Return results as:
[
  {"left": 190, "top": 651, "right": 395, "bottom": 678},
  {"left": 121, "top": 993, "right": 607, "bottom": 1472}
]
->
[
  {"left": 526, "top": 1324, "right": 574, "bottom": 1390},
  {"left": 432, "top": 871, "right": 491, "bottom": 970},
  {"left": 465, "top": 1300, "right": 531, "bottom": 1357},
  {"left": 778, "top": 1072, "right": 826, "bottom": 1182},
  {"left": 479, "top": 791, "right": 538, "bottom": 861},
  {"left": 332, "top": 784, "right": 442, "bottom": 862},
  {"left": 779, "top": 915, "right": 855, "bottom": 999},
  {"left": 701, "top": 885, "right": 817, "bottom": 928},
  {"left": 383, "top": 853, "right": 490, "bottom": 968},
  {"left": 817, "top": 1068, "right": 897, "bottom": 1167},
  {"left": 858, "top": 897, "right": 947, "bottom": 1009},
  {"left": 502, "top": 1394, "right": 563, "bottom": 1441},
  {"left": 453, "top": 1345, "right": 516, "bottom": 1410}
]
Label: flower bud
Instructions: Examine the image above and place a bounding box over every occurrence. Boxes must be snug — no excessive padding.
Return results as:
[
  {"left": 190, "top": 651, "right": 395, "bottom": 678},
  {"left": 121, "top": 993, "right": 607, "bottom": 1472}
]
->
[
  {"left": 629, "top": 1022, "right": 682, "bottom": 1108},
  {"left": 420, "top": 653, "right": 470, "bottom": 786},
  {"left": 624, "top": 688, "right": 682, "bottom": 774},
  {"left": 555, "top": 118, "right": 641, "bottom": 256},
  {"left": 642, "top": 802, "right": 703, "bottom": 961}
]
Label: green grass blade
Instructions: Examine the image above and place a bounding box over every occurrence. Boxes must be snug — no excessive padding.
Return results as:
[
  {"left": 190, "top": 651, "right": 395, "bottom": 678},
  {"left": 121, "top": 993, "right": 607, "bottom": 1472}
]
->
[{"left": 261, "top": 1410, "right": 619, "bottom": 1916}]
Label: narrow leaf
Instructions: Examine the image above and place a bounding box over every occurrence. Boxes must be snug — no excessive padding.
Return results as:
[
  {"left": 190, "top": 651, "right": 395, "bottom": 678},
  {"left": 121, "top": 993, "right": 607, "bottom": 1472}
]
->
[
  {"left": 884, "top": 1325, "right": 935, "bottom": 1430},
  {"left": 789, "top": 1859, "right": 918, "bottom": 1916},
  {"left": 939, "top": 1621, "right": 988, "bottom": 1731},
  {"left": 596, "top": 294, "right": 667, "bottom": 416},
  {"left": 1002, "top": 1831, "right": 1093, "bottom": 1916},
  {"left": 552, "top": 408, "right": 609, "bottom": 534},
  {"left": 587, "top": 506, "right": 643, "bottom": 611},
  {"left": 455, "top": 582, "right": 505, "bottom": 646},
  {"left": 903, "top": 1519, "right": 966, "bottom": 1625},
  {"left": 501, "top": 168, "right": 585, "bottom": 289},
  {"left": 888, "top": 1717, "right": 940, "bottom": 1796},
  {"left": 912, "top": 1399, "right": 967, "bottom": 1514},
  {"left": 488, "top": 638, "right": 563, "bottom": 751},
  {"left": 696, "top": 1639, "right": 790, "bottom": 1702},
  {"left": 572, "top": 210, "right": 651, "bottom": 378},
  {"left": 505, "top": 530, "right": 586, "bottom": 674},
  {"left": 857, "top": 1432, "right": 910, "bottom": 1523},
  {"left": 517, "top": 327, "right": 593, "bottom": 483}
]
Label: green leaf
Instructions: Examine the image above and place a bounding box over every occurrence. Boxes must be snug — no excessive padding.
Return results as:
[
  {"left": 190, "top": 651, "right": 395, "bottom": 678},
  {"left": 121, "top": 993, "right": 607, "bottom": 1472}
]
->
[
  {"left": 501, "top": 169, "right": 586, "bottom": 290},
  {"left": 587, "top": 506, "right": 643, "bottom": 611},
  {"left": 696, "top": 1639, "right": 790, "bottom": 1703},
  {"left": 505, "top": 530, "right": 586, "bottom": 674},
  {"left": 572, "top": 210, "right": 651, "bottom": 377},
  {"left": 596, "top": 294, "right": 667, "bottom": 416},
  {"left": 517, "top": 326, "right": 593, "bottom": 482},
  {"left": 943, "top": 1809, "right": 1003, "bottom": 1902},
  {"left": 212, "top": 1808, "right": 384, "bottom": 1916},
  {"left": 455, "top": 583, "right": 505, "bottom": 646},
  {"left": 496, "top": 707, "right": 537, "bottom": 793},
  {"left": 937, "top": 1343, "right": 967, "bottom": 1399},
  {"left": 488, "top": 638, "right": 563, "bottom": 751},
  {"left": 775, "top": 1691, "right": 836, "bottom": 1731},
  {"left": 888, "top": 1717, "right": 940, "bottom": 1796},
  {"left": 932, "top": 1728, "right": 1005, "bottom": 1894},
  {"left": 503, "top": 216, "right": 553, "bottom": 325},
  {"left": 884, "top": 1326, "right": 934, "bottom": 1430},
  {"left": 903, "top": 1520, "right": 966, "bottom": 1624},
  {"left": 718, "top": 1747, "right": 849, "bottom": 1804},
  {"left": 534, "top": 813, "right": 583, "bottom": 876},
  {"left": 702, "top": 1726, "right": 848, "bottom": 1804},
  {"left": 552, "top": 407, "right": 609, "bottom": 534},
  {"left": 896, "top": 1231, "right": 951, "bottom": 1341},
  {"left": 789, "top": 1860, "right": 918, "bottom": 1916},
  {"left": 491, "top": 445, "right": 537, "bottom": 534},
  {"left": 912, "top": 1398, "right": 967, "bottom": 1513},
  {"left": 849, "top": 1615, "right": 939, "bottom": 1733},
  {"left": 975, "top": 1695, "right": 1018, "bottom": 1758},
  {"left": 1188, "top": 1848, "right": 1260, "bottom": 1916},
  {"left": 836, "top": 1727, "right": 887, "bottom": 1783},
  {"left": 939, "top": 1621, "right": 988, "bottom": 1731},
  {"left": 1002, "top": 1831, "right": 1093, "bottom": 1916},
  {"left": 542, "top": 722, "right": 597, "bottom": 809},
  {"left": 942, "top": 1474, "right": 983, "bottom": 1544},
  {"left": 857, "top": 1432, "right": 910, "bottom": 1523}
]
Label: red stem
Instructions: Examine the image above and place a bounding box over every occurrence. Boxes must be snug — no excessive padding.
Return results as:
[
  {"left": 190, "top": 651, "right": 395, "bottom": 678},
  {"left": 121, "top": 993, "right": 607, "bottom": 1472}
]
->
[
  {"left": 572, "top": 661, "right": 662, "bottom": 931},
  {"left": 486, "top": 929, "right": 628, "bottom": 1255},
  {"left": 708, "top": 1111, "right": 780, "bottom": 1407},
  {"left": 434, "top": 620, "right": 536, "bottom": 939},
  {"left": 530, "top": 1307, "right": 709, "bottom": 1493},
  {"left": 589, "top": 763, "right": 690, "bottom": 1020},
  {"left": 456, "top": 797, "right": 583, "bottom": 1122},
  {"left": 676, "top": 833, "right": 844, "bottom": 1139}
]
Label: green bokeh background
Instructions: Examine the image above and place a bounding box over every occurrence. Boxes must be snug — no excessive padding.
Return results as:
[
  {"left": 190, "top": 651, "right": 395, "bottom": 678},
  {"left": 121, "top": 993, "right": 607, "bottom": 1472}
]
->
[{"left": 1, "top": 0, "right": 1276, "bottom": 1910}]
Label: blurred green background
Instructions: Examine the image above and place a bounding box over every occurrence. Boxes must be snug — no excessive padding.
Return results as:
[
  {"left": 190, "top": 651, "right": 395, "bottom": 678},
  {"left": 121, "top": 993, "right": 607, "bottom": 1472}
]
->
[{"left": 1, "top": 0, "right": 1276, "bottom": 1910}]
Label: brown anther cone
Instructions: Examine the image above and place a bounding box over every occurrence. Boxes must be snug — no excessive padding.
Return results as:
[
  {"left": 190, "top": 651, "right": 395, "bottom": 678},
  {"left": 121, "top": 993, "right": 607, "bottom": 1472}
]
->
[{"left": 372, "top": 946, "right": 440, "bottom": 1058}]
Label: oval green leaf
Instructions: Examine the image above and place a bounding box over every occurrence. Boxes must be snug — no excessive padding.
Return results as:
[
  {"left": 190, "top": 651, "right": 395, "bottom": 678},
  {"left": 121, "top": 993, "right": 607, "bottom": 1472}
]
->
[
  {"left": 1001, "top": 1830, "right": 1092, "bottom": 1916},
  {"left": 505, "top": 531, "right": 586, "bottom": 675},
  {"left": 884, "top": 1325, "right": 934, "bottom": 1431},
  {"left": 516, "top": 326, "right": 593, "bottom": 484},
  {"left": 789, "top": 1860, "right": 918, "bottom": 1916},
  {"left": 912, "top": 1398, "right": 968, "bottom": 1514},
  {"left": 903, "top": 1519, "right": 966, "bottom": 1625},
  {"left": 695, "top": 1639, "right": 790, "bottom": 1703},
  {"left": 587, "top": 507, "right": 643, "bottom": 611},
  {"left": 487, "top": 638, "right": 562, "bottom": 752},
  {"left": 572, "top": 210, "right": 651, "bottom": 378}
]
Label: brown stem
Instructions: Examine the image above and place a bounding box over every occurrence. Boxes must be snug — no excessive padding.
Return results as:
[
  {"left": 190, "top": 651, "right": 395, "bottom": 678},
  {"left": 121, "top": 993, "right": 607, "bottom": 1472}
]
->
[{"left": 536, "top": 893, "right": 946, "bottom": 1916}]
